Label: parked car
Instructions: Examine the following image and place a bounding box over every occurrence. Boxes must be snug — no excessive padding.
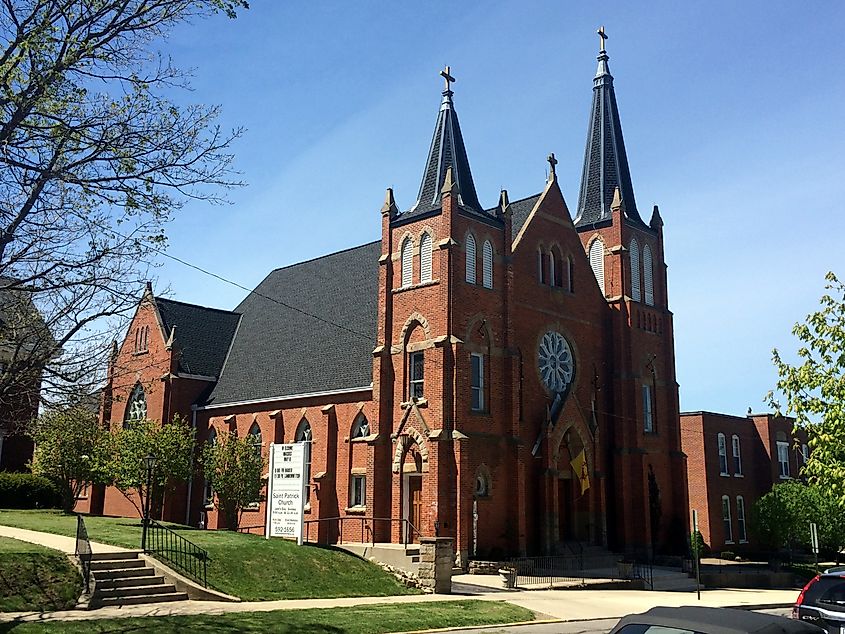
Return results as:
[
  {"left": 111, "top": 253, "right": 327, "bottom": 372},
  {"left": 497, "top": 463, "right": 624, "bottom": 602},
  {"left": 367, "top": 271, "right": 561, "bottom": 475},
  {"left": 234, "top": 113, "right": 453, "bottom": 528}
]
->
[
  {"left": 611, "top": 606, "right": 822, "bottom": 633},
  {"left": 793, "top": 570, "right": 845, "bottom": 632}
]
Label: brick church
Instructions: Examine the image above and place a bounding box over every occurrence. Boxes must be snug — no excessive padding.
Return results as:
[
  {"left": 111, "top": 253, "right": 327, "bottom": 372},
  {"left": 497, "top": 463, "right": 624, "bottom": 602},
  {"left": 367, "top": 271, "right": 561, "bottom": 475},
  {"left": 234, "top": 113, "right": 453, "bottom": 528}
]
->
[{"left": 82, "top": 33, "right": 690, "bottom": 562}]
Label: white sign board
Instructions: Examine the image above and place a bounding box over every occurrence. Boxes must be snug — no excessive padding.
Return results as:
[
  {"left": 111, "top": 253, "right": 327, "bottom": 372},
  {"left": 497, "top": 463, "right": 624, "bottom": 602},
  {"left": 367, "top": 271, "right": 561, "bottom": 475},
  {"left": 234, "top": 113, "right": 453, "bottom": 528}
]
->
[{"left": 265, "top": 443, "right": 306, "bottom": 544}]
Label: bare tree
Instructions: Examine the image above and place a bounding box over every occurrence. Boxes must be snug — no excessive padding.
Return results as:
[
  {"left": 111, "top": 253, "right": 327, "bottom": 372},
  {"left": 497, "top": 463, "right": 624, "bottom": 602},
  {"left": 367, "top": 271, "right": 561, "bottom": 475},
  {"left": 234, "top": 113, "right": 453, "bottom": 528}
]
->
[{"left": 0, "top": 0, "right": 247, "bottom": 416}]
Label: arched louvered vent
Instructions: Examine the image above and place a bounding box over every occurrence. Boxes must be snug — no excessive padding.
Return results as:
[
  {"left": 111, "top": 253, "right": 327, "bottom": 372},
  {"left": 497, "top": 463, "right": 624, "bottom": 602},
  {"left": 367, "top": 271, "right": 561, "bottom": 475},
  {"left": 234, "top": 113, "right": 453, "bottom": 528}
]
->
[
  {"left": 630, "top": 238, "right": 641, "bottom": 302},
  {"left": 482, "top": 240, "right": 493, "bottom": 289},
  {"left": 420, "top": 233, "right": 432, "bottom": 283},
  {"left": 401, "top": 237, "right": 413, "bottom": 288},
  {"left": 589, "top": 239, "right": 605, "bottom": 295},
  {"left": 465, "top": 234, "right": 477, "bottom": 283},
  {"left": 643, "top": 244, "right": 654, "bottom": 306}
]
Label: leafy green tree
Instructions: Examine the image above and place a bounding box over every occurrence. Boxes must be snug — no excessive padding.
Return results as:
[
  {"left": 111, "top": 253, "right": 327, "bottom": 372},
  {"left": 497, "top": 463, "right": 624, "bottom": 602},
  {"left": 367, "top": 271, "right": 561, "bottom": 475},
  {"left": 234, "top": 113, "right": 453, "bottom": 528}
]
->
[
  {"left": 0, "top": 0, "right": 246, "bottom": 413},
  {"left": 107, "top": 417, "right": 194, "bottom": 518},
  {"left": 28, "top": 404, "right": 109, "bottom": 512},
  {"left": 769, "top": 272, "right": 845, "bottom": 503},
  {"left": 751, "top": 480, "right": 819, "bottom": 556},
  {"left": 202, "top": 432, "right": 264, "bottom": 530}
]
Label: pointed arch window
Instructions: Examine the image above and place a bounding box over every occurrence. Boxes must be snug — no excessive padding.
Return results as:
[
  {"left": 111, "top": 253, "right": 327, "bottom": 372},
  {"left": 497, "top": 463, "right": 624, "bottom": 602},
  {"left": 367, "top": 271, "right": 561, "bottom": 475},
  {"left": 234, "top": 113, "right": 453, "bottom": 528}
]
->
[
  {"left": 630, "top": 238, "right": 641, "bottom": 302},
  {"left": 296, "top": 419, "right": 313, "bottom": 504},
  {"left": 123, "top": 383, "right": 147, "bottom": 428},
  {"left": 351, "top": 414, "right": 370, "bottom": 439},
  {"left": 248, "top": 422, "right": 262, "bottom": 457},
  {"left": 400, "top": 237, "right": 413, "bottom": 288},
  {"left": 465, "top": 234, "right": 477, "bottom": 284},
  {"left": 589, "top": 239, "right": 605, "bottom": 295},
  {"left": 419, "top": 233, "right": 432, "bottom": 283},
  {"left": 552, "top": 248, "right": 563, "bottom": 287},
  {"left": 482, "top": 240, "right": 493, "bottom": 289},
  {"left": 537, "top": 248, "right": 547, "bottom": 284},
  {"left": 567, "top": 256, "right": 574, "bottom": 292},
  {"left": 643, "top": 244, "right": 654, "bottom": 306}
]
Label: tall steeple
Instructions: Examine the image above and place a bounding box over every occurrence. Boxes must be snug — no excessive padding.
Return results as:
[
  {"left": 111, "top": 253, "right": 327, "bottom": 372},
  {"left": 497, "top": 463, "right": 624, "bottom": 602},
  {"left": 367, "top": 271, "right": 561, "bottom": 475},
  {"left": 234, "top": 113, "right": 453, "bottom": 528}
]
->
[
  {"left": 574, "top": 27, "right": 646, "bottom": 228},
  {"left": 406, "top": 66, "right": 483, "bottom": 216}
]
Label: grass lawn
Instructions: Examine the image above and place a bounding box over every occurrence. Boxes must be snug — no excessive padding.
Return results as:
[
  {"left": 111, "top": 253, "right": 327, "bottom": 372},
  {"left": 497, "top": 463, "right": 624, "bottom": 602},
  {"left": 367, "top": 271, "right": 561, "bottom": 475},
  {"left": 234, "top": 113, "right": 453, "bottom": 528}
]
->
[
  {"left": 0, "top": 510, "right": 417, "bottom": 601},
  {"left": 0, "top": 536, "right": 81, "bottom": 612},
  {"left": 0, "top": 599, "right": 533, "bottom": 633}
]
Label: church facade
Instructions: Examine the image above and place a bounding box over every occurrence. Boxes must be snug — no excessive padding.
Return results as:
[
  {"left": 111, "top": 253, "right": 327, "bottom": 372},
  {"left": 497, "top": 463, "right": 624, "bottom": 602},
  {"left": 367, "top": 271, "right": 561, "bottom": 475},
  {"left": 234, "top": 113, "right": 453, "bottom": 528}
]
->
[{"left": 82, "top": 37, "right": 689, "bottom": 562}]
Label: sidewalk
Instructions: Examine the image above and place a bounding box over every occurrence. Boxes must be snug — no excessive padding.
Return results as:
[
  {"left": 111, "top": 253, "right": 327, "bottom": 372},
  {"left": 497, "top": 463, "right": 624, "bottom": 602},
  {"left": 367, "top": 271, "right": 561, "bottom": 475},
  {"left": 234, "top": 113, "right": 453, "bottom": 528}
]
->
[{"left": 0, "top": 524, "right": 800, "bottom": 625}]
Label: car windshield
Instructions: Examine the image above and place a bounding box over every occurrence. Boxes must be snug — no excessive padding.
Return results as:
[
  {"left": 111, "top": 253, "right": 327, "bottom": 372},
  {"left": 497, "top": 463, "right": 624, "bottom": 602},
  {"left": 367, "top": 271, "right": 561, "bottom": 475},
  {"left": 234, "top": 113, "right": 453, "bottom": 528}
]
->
[{"left": 819, "top": 580, "right": 845, "bottom": 607}]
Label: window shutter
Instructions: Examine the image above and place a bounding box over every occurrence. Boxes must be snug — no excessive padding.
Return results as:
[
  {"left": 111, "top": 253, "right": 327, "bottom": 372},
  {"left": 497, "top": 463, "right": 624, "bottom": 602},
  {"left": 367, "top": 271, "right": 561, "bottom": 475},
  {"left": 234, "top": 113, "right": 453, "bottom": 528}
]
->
[
  {"left": 643, "top": 244, "right": 654, "bottom": 305},
  {"left": 482, "top": 240, "right": 493, "bottom": 289},
  {"left": 401, "top": 238, "right": 412, "bottom": 287},
  {"left": 420, "top": 233, "right": 432, "bottom": 283},
  {"left": 630, "top": 238, "right": 641, "bottom": 302},
  {"left": 589, "top": 239, "right": 605, "bottom": 295},
  {"left": 465, "top": 234, "right": 476, "bottom": 283}
]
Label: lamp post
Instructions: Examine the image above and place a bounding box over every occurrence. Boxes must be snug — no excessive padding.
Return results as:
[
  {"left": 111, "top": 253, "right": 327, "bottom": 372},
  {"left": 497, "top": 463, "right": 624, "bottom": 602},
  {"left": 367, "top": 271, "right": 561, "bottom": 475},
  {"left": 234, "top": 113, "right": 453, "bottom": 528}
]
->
[{"left": 141, "top": 454, "right": 156, "bottom": 552}]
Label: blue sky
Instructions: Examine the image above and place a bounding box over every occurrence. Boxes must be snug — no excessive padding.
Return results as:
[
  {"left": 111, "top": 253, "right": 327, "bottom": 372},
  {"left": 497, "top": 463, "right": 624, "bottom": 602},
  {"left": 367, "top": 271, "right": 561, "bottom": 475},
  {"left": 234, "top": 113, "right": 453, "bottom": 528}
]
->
[{"left": 153, "top": 1, "right": 845, "bottom": 416}]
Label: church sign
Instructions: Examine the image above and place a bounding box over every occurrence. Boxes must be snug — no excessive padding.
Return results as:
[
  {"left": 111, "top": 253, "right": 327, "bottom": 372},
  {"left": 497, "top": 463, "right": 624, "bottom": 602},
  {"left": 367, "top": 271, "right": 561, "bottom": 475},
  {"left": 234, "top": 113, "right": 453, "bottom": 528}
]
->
[{"left": 265, "top": 443, "right": 306, "bottom": 545}]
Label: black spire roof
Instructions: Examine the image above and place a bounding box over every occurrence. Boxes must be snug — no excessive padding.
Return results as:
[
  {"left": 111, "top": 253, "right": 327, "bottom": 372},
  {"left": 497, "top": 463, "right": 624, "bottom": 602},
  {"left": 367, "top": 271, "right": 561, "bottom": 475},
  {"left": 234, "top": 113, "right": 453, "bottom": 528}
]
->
[
  {"left": 400, "top": 70, "right": 489, "bottom": 221},
  {"left": 574, "top": 33, "right": 647, "bottom": 229}
]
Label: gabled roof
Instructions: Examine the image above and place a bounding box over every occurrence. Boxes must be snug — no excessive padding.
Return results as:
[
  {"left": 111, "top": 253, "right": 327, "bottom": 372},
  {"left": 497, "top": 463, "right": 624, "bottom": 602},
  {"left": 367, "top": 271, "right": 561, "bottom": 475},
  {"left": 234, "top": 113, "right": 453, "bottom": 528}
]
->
[
  {"left": 397, "top": 81, "right": 492, "bottom": 223},
  {"left": 205, "top": 241, "right": 379, "bottom": 407},
  {"left": 155, "top": 297, "right": 240, "bottom": 378},
  {"left": 507, "top": 194, "right": 543, "bottom": 236},
  {"left": 574, "top": 43, "right": 648, "bottom": 229}
]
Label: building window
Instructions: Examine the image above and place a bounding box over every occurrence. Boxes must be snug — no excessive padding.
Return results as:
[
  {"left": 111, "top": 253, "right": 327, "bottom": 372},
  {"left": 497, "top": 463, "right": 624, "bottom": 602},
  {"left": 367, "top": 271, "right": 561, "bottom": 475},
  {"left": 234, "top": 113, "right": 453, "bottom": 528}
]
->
[
  {"left": 475, "top": 472, "right": 490, "bottom": 498},
  {"left": 123, "top": 383, "right": 147, "bottom": 428},
  {"left": 296, "top": 419, "right": 313, "bottom": 504},
  {"left": 350, "top": 474, "right": 366, "bottom": 508},
  {"left": 643, "top": 244, "right": 654, "bottom": 306},
  {"left": 642, "top": 384, "right": 654, "bottom": 432},
  {"left": 465, "top": 233, "right": 477, "bottom": 283},
  {"left": 420, "top": 233, "right": 432, "bottom": 283},
  {"left": 717, "top": 433, "right": 728, "bottom": 475},
  {"left": 409, "top": 351, "right": 424, "bottom": 399},
  {"left": 400, "top": 237, "right": 413, "bottom": 288},
  {"left": 801, "top": 443, "right": 810, "bottom": 465},
  {"left": 589, "top": 238, "right": 605, "bottom": 295},
  {"left": 482, "top": 240, "right": 493, "bottom": 289},
  {"left": 351, "top": 414, "right": 369, "bottom": 439},
  {"left": 777, "top": 440, "right": 790, "bottom": 478},
  {"left": 722, "top": 495, "right": 733, "bottom": 544},
  {"left": 204, "top": 427, "right": 217, "bottom": 506},
  {"left": 732, "top": 434, "right": 742, "bottom": 475},
  {"left": 736, "top": 496, "right": 747, "bottom": 543},
  {"left": 248, "top": 422, "right": 262, "bottom": 457},
  {"left": 134, "top": 325, "right": 150, "bottom": 353},
  {"left": 470, "top": 353, "right": 484, "bottom": 412},
  {"left": 567, "top": 256, "right": 574, "bottom": 292},
  {"left": 552, "top": 249, "right": 563, "bottom": 287},
  {"left": 630, "top": 238, "right": 641, "bottom": 302},
  {"left": 538, "top": 248, "right": 549, "bottom": 284}
]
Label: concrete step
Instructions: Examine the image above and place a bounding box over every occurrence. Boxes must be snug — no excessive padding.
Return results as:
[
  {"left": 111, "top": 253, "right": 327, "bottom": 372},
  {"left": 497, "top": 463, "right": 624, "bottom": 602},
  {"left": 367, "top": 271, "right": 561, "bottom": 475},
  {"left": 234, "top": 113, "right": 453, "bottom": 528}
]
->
[
  {"left": 92, "top": 566, "right": 156, "bottom": 581},
  {"left": 90, "top": 558, "right": 146, "bottom": 571},
  {"left": 97, "top": 591, "right": 188, "bottom": 607},
  {"left": 97, "top": 583, "right": 178, "bottom": 599},
  {"left": 89, "top": 551, "right": 140, "bottom": 562},
  {"left": 96, "top": 575, "right": 164, "bottom": 589}
]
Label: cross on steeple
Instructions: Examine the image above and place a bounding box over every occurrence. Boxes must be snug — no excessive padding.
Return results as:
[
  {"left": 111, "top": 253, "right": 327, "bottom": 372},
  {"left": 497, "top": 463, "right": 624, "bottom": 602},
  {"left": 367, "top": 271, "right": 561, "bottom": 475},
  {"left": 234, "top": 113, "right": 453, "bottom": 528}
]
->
[
  {"left": 597, "top": 25, "right": 608, "bottom": 52},
  {"left": 547, "top": 152, "right": 558, "bottom": 177},
  {"left": 440, "top": 65, "right": 455, "bottom": 92}
]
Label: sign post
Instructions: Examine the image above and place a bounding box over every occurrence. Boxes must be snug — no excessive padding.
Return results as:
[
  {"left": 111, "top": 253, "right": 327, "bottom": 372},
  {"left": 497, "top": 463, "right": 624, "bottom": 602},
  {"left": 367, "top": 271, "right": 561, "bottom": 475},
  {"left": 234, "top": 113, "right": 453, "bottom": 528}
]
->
[
  {"left": 692, "top": 509, "right": 701, "bottom": 601},
  {"left": 265, "top": 443, "right": 307, "bottom": 545},
  {"left": 810, "top": 521, "right": 819, "bottom": 574}
]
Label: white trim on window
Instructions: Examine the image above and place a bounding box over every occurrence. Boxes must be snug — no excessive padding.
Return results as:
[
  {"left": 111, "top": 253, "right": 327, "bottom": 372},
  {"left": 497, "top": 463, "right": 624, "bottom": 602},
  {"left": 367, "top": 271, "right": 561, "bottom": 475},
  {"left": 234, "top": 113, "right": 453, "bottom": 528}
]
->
[
  {"left": 470, "top": 353, "right": 484, "bottom": 412},
  {"left": 420, "top": 233, "right": 432, "bottom": 283},
  {"left": 642, "top": 384, "right": 654, "bottom": 433},
  {"left": 482, "top": 240, "right": 493, "bottom": 289},
  {"left": 777, "top": 441, "right": 790, "bottom": 478},
  {"left": 722, "top": 495, "right": 733, "bottom": 544},
  {"left": 630, "top": 238, "right": 641, "bottom": 302},
  {"left": 401, "top": 237, "right": 413, "bottom": 288},
  {"left": 731, "top": 434, "right": 742, "bottom": 476},
  {"left": 643, "top": 244, "right": 654, "bottom": 306},
  {"left": 350, "top": 474, "right": 366, "bottom": 508},
  {"left": 466, "top": 234, "right": 477, "bottom": 284},
  {"left": 717, "top": 433, "right": 728, "bottom": 475},
  {"left": 736, "top": 495, "right": 747, "bottom": 543},
  {"left": 589, "top": 238, "right": 605, "bottom": 295}
]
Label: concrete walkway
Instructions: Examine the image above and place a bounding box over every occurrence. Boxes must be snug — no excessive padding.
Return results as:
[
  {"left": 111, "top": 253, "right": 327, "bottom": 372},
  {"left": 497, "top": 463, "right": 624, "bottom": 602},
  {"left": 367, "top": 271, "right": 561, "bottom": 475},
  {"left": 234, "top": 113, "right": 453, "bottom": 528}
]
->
[{"left": 0, "top": 524, "right": 800, "bottom": 626}]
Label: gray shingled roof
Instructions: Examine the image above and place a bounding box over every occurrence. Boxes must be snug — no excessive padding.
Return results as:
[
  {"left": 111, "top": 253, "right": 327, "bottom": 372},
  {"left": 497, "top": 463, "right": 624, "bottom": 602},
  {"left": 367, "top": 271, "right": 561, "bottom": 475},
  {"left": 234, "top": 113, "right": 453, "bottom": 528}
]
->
[
  {"left": 206, "top": 241, "right": 379, "bottom": 406},
  {"left": 507, "top": 194, "right": 542, "bottom": 236},
  {"left": 155, "top": 297, "right": 241, "bottom": 378},
  {"left": 574, "top": 49, "right": 647, "bottom": 229}
]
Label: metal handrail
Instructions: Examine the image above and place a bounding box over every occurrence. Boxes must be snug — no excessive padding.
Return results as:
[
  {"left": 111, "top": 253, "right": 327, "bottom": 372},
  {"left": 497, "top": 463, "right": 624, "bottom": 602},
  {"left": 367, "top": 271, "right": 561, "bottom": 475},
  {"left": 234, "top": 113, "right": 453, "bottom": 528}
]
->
[
  {"left": 145, "top": 520, "right": 209, "bottom": 587},
  {"left": 74, "top": 515, "right": 92, "bottom": 594},
  {"left": 302, "top": 516, "right": 424, "bottom": 547}
]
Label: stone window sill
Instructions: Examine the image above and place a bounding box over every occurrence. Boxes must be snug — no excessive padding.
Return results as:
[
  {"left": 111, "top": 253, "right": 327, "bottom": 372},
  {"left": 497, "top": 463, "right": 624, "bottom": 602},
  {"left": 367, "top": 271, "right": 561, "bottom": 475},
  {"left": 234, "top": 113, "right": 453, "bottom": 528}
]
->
[{"left": 345, "top": 506, "right": 367, "bottom": 515}]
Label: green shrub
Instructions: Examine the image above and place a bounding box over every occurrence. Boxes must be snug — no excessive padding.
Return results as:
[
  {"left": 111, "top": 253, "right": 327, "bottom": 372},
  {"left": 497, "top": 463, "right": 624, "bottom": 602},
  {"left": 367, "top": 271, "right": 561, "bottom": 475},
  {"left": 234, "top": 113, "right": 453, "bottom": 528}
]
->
[{"left": 0, "top": 473, "right": 61, "bottom": 509}]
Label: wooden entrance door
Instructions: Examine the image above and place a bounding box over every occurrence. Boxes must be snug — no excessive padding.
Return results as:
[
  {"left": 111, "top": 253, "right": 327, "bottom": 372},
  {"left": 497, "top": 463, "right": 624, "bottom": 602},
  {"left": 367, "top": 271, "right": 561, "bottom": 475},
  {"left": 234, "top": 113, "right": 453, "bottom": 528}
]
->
[{"left": 408, "top": 476, "right": 422, "bottom": 542}]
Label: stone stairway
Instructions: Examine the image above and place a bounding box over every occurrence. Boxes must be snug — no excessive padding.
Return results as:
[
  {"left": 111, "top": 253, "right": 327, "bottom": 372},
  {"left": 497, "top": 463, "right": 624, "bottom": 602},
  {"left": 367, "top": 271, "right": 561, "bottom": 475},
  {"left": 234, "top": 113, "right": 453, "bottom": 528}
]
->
[
  {"left": 90, "top": 552, "right": 188, "bottom": 607},
  {"left": 337, "top": 543, "right": 421, "bottom": 574}
]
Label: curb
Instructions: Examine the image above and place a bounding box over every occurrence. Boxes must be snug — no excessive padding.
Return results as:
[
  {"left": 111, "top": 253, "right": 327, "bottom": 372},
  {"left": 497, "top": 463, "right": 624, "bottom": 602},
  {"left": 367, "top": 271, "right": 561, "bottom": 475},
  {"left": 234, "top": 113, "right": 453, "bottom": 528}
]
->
[{"left": 401, "top": 618, "right": 563, "bottom": 633}]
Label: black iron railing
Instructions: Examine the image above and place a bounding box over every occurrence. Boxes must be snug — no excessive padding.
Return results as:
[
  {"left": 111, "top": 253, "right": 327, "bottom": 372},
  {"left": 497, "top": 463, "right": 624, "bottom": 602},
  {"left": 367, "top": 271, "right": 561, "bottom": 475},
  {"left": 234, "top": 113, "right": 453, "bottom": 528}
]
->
[
  {"left": 633, "top": 558, "right": 654, "bottom": 589},
  {"left": 303, "top": 516, "right": 422, "bottom": 547},
  {"left": 145, "top": 520, "right": 208, "bottom": 587},
  {"left": 507, "top": 553, "right": 629, "bottom": 589},
  {"left": 74, "top": 515, "right": 92, "bottom": 593}
]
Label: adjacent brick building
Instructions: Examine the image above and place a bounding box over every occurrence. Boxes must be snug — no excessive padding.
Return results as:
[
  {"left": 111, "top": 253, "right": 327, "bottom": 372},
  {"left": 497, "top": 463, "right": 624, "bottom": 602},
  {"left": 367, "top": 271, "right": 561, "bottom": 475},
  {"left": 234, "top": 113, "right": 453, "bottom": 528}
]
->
[
  {"left": 681, "top": 411, "right": 809, "bottom": 552},
  {"left": 86, "top": 37, "right": 690, "bottom": 562}
]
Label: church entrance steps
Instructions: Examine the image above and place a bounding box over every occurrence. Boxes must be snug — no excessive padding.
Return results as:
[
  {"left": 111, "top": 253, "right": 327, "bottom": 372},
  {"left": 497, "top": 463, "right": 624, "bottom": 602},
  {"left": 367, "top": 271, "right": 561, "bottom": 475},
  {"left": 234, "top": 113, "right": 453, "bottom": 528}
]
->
[
  {"left": 89, "top": 552, "right": 188, "bottom": 608},
  {"left": 336, "top": 542, "right": 420, "bottom": 574},
  {"left": 650, "top": 567, "right": 702, "bottom": 592}
]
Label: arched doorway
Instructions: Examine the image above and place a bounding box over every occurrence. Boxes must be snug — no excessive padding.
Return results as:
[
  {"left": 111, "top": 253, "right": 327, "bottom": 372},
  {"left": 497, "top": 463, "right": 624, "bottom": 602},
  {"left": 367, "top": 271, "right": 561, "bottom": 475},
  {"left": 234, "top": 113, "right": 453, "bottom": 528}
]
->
[{"left": 555, "top": 426, "right": 593, "bottom": 544}]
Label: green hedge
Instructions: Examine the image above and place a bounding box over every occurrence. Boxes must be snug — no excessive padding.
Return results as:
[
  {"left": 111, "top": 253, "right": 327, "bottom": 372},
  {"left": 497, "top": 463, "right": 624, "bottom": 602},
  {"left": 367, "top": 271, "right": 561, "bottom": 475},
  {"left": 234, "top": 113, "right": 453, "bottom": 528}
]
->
[{"left": 0, "top": 473, "right": 61, "bottom": 509}]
